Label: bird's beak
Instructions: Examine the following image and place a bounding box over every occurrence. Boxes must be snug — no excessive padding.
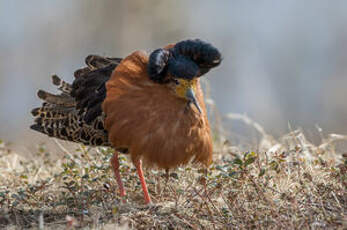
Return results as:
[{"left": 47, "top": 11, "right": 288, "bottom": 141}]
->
[{"left": 186, "top": 87, "right": 202, "bottom": 114}]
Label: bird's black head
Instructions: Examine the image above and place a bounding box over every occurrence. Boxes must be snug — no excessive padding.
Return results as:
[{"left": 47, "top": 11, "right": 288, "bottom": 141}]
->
[
  {"left": 147, "top": 39, "right": 222, "bottom": 83},
  {"left": 147, "top": 39, "right": 222, "bottom": 114}
]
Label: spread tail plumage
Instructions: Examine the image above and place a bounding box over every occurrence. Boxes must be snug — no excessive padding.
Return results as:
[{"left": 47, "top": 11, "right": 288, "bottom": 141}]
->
[{"left": 30, "top": 55, "right": 122, "bottom": 146}]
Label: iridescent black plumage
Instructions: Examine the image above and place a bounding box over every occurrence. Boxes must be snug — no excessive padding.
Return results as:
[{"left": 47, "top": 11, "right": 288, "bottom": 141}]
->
[
  {"left": 168, "top": 54, "right": 200, "bottom": 80},
  {"left": 147, "top": 39, "right": 222, "bottom": 82},
  {"left": 173, "top": 39, "right": 222, "bottom": 72},
  {"left": 147, "top": 49, "right": 170, "bottom": 83}
]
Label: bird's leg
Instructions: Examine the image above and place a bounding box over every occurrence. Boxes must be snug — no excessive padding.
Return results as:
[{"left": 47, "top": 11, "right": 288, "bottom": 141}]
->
[
  {"left": 164, "top": 169, "right": 170, "bottom": 183},
  {"left": 134, "top": 159, "right": 152, "bottom": 204},
  {"left": 110, "top": 152, "right": 126, "bottom": 199},
  {"left": 162, "top": 169, "right": 170, "bottom": 195}
]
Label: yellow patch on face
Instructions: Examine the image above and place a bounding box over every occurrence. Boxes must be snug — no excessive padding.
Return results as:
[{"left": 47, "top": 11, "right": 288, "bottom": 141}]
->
[{"left": 175, "top": 79, "right": 197, "bottom": 99}]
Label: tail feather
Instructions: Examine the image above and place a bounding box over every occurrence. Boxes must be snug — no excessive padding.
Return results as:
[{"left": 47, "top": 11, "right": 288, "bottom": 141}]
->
[
  {"left": 74, "top": 67, "right": 90, "bottom": 78},
  {"left": 37, "top": 90, "right": 75, "bottom": 107},
  {"left": 51, "top": 74, "right": 72, "bottom": 94},
  {"left": 85, "top": 55, "right": 122, "bottom": 69},
  {"left": 31, "top": 105, "right": 73, "bottom": 117},
  {"left": 31, "top": 108, "right": 70, "bottom": 120},
  {"left": 30, "top": 55, "right": 123, "bottom": 147}
]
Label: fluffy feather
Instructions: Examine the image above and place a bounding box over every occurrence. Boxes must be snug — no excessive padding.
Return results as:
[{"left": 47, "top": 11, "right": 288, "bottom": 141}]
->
[
  {"left": 30, "top": 55, "right": 122, "bottom": 146},
  {"left": 31, "top": 40, "right": 221, "bottom": 169},
  {"left": 103, "top": 51, "right": 213, "bottom": 169}
]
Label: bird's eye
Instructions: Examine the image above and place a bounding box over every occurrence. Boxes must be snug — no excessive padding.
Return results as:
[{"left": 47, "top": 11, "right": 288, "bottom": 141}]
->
[{"left": 173, "top": 79, "right": 180, "bottom": 85}]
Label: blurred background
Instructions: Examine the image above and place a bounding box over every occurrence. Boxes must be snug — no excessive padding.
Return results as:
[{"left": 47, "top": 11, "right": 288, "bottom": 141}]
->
[{"left": 1, "top": 0, "right": 347, "bottom": 151}]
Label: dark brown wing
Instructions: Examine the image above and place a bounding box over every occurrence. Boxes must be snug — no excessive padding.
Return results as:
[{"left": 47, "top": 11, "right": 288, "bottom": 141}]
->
[{"left": 30, "top": 55, "right": 122, "bottom": 146}]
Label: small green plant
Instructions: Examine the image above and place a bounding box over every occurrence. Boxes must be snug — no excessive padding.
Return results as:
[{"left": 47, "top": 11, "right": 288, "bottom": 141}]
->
[{"left": 0, "top": 114, "right": 346, "bottom": 229}]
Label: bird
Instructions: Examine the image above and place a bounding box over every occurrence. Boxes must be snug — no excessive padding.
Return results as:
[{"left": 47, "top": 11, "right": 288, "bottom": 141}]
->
[{"left": 30, "top": 39, "right": 222, "bottom": 204}]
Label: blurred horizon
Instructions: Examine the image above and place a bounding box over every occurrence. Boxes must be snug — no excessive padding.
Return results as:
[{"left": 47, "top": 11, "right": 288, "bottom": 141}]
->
[{"left": 1, "top": 0, "right": 347, "bottom": 149}]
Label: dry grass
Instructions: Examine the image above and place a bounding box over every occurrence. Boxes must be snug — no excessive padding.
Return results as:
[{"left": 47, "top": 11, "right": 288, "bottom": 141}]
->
[{"left": 0, "top": 114, "right": 346, "bottom": 229}]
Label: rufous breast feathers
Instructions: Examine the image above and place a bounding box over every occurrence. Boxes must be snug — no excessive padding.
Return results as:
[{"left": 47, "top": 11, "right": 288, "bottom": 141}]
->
[{"left": 102, "top": 51, "right": 212, "bottom": 169}]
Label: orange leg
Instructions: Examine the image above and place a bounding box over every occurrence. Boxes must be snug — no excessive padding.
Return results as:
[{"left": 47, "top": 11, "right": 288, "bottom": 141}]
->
[
  {"left": 134, "top": 159, "right": 151, "bottom": 204},
  {"left": 110, "top": 152, "right": 126, "bottom": 198}
]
